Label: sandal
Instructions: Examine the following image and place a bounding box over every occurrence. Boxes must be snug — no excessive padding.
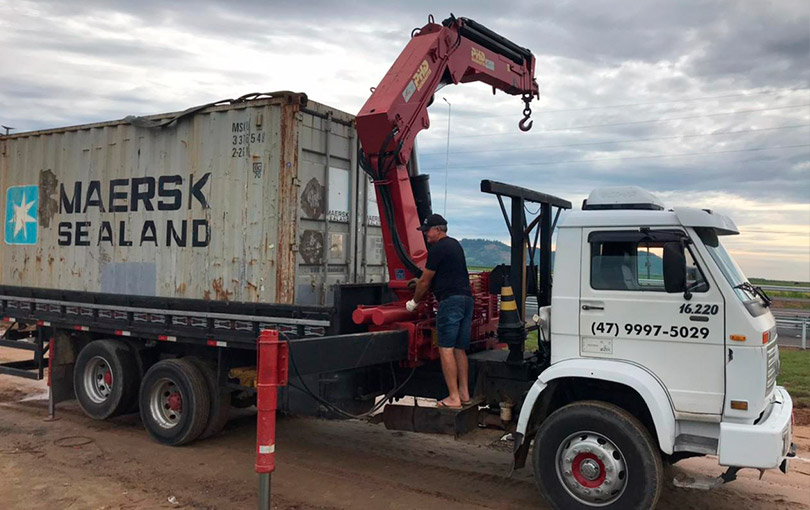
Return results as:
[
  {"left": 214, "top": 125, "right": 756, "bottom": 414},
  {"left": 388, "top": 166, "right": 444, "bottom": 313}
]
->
[{"left": 437, "top": 400, "right": 462, "bottom": 410}]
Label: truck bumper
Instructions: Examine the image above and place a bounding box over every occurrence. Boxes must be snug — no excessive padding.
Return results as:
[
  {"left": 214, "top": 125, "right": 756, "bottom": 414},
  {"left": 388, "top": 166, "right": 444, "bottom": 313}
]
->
[{"left": 718, "top": 387, "right": 794, "bottom": 469}]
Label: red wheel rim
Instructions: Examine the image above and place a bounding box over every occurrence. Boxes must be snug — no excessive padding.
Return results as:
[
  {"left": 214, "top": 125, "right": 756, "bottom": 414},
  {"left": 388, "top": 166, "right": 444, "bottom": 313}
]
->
[{"left": 571, "top": 452, "right": 607, "bottom": 488}]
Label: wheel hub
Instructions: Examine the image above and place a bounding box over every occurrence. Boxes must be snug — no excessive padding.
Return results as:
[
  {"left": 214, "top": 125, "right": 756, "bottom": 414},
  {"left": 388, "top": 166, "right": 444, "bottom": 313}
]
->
[
  {"left": 572, "top": 453, "right": 606, "bottom": 487},
  {"left": 149, "top": 378, "right": 184, "bottom": 429},
  {"left": 83, "top": 356, "right": 114, "bottom": 404},
  {"left": 167, "top": 391, "right": 183, "bottom": 412},
  {"left": 556, "top": 431, "right": 627, "bottom": 506},
  {"left": 578, "top": 457, "right": 602, "bottom": 482}
]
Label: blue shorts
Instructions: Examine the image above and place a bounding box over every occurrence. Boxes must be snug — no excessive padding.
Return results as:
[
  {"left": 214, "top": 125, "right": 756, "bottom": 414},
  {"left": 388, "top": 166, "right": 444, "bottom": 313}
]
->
[{"left": 436, "top": 295, "right": 474, "bottom": 349}]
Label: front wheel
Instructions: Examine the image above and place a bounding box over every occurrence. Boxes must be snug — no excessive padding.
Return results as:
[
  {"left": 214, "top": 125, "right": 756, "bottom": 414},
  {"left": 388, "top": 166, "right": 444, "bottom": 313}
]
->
[{"left": 532, "top": 401, "right": 663, "bottom": 510}]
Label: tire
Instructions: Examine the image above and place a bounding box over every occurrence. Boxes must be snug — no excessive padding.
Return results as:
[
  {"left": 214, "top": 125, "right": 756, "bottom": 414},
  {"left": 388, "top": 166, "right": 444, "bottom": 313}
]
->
[
  {"left": 73, "top": 340, "right": 139, "bottom": 420},
  {"left": 187, "top": 357, "right": 231, "bottom": 440},
  {"left": 532, "top": 401, "right": 663, "bottom": 510},
  {"left": 139, "top": 358, "right": 211, "bottom": 446}
]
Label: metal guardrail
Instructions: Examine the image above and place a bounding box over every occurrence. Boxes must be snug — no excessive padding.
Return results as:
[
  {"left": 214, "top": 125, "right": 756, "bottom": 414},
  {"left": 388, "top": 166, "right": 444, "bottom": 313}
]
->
[
  {"left": 759, "top": 285, "right": 810, "bottom": 293},
  {"left": 774, "top": 314, "right": 809, "bottom": 350}
]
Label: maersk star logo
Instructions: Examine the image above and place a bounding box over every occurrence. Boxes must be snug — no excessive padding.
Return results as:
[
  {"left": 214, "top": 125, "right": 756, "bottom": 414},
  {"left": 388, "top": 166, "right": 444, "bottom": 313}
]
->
[{"left": 4, "top": 185, "right": 39, "bottom": 245}]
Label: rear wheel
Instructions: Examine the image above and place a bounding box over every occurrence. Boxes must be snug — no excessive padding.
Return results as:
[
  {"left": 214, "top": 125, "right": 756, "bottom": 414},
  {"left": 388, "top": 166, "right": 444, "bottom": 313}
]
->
[
  {"left": 532, "top": 401, "right": 663, "bottom": 510},
  {"left": 139, "top": 358, "right": 210, "bottom": 446},
  {"left": 73, "top": 340, "right": 139, "bottom": 420}
]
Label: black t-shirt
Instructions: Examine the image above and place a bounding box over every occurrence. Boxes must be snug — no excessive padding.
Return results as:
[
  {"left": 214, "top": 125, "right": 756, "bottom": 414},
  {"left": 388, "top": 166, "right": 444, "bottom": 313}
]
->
[{"left": 425, "top": 236, "right": 472, "bottom": 301}]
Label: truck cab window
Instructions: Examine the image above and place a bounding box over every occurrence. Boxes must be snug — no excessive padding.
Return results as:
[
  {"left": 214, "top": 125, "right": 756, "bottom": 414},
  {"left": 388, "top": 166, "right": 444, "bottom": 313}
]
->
[{"left": 591, "top": 238, "right": 707, "bottom": 292}]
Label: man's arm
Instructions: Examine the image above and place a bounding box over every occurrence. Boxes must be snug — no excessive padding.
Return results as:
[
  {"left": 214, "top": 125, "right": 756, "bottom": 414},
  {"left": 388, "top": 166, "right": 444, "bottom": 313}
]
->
[
  {"left": 406, "top": 268, "right": 435, "bottom": 312},
  {"left": 413, "top": 269, "right": 435, "bottom": 303}
]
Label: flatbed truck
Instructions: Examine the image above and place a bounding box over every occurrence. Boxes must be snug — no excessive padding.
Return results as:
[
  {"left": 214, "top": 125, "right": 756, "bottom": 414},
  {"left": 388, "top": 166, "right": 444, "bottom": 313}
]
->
[{"left": 0, "top": 14, "right": 795, "bottom": 510}]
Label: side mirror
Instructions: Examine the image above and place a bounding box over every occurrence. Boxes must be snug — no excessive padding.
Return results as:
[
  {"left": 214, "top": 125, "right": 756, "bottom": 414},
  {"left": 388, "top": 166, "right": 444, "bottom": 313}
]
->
[{"left": 663, "top": 241, "right": 686, "bottom": 294}]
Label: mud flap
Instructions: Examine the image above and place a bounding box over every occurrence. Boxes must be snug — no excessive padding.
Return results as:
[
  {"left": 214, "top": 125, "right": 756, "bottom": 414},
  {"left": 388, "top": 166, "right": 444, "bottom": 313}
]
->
[{"left": 48, "top": 332, "right": 77, "bottom": 415}]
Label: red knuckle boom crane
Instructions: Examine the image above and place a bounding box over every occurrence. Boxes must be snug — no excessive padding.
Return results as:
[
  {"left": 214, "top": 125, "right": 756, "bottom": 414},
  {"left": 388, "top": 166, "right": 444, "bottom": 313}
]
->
[{"left": 353, "top": 14, "right": 539, "bottom": 361}]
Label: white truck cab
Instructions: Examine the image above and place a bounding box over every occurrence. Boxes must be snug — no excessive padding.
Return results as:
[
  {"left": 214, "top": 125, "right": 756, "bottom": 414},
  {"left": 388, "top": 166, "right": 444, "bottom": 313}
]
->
[{"left": 515, "top": 187, "right": 795, "bottom": 510}]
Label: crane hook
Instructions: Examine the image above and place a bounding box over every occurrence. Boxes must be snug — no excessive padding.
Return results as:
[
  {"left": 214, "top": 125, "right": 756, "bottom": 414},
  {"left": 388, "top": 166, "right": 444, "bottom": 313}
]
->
[{"left": 518, "top": 94, "right": 534, "bottom": 132}]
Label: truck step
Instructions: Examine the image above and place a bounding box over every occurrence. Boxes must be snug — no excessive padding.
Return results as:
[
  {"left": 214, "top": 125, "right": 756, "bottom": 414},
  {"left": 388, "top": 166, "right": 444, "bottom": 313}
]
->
[{"left": 382, "top": 398, "right": 484, "bottom": 436}]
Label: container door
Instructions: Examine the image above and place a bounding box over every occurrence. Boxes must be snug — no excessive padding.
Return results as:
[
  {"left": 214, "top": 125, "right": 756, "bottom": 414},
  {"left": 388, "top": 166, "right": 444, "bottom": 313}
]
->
[
  {"left": 295, "top": 110, "right": 358, "bottom": 305},
  {"left": 579, "top": 229, "right": 725, "bottom": 416}
]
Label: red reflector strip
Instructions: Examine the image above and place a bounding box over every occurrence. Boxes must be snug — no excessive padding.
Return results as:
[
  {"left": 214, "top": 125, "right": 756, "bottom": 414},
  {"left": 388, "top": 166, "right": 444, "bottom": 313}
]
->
[
  {"left": 73, "top": 325, "right": 90, "bottom": 332},
  {"left": 114, "top": 330, "right": 132, "bottom": 337},
  {"left": 2, "top": 317, "right": 16, "bottom": 323},
  {"left": 37, "top": 320, "right": 51, "bottom": 326},
  {"left": 158, "top": 335, "right": 177, "bottom": 342},
  {"left": 206, "top": 340, "right": 227, "bottom": 347}
]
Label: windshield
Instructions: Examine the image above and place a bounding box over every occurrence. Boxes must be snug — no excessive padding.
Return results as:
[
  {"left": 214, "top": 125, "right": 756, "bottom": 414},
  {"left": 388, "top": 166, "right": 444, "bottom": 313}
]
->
[{"left": 695, "top": 227, "right": 758, "bottom": 302}]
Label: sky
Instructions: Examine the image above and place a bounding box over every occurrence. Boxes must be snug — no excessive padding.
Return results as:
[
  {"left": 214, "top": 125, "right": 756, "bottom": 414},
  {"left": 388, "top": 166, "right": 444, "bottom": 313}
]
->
[{"left": 1, "top": 0, "right": 808, "bottom": 281}]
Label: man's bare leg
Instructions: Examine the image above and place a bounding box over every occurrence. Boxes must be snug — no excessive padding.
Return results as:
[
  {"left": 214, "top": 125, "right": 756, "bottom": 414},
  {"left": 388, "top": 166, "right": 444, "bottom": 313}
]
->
[
  {"left": 454, "top": 349, "right": 470, "bottom": 403},
  {"left": 438, "top": 347, "right": 461, "bottom": 407}
]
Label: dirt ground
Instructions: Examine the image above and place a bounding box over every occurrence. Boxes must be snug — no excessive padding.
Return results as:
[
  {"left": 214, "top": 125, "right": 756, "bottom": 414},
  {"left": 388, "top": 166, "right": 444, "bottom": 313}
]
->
[{"left": 0, "top": 371, "right": 808, "bottom": 509}]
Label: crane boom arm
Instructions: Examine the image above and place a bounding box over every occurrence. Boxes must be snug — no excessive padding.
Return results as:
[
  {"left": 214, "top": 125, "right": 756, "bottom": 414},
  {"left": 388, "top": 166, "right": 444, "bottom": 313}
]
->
[{"left": 356, "top": 14, "right": 539, "bottom": 287}]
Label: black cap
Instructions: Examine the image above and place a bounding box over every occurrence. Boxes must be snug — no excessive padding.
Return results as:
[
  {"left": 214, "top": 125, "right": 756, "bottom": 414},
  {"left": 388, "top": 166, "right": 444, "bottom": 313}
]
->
[{"left": 417, "top": 213, "right": 447, "bottom": 231}]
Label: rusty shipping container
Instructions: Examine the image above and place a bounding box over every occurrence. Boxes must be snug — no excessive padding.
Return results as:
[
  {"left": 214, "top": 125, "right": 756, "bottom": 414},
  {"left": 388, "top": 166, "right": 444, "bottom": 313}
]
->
[{"left": 0, "top": 93, "right": 387, "bottom": 306}]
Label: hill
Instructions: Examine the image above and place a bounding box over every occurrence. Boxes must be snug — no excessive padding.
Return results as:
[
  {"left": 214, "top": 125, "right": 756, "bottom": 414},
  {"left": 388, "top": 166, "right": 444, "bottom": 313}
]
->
[
  {"left": 461, "top": 238, "right": 556, "bottom": 269},
  {"left": 461, "top": 238, "right": 663, "bottom": 276},
  {"left": 460, "top": 238, "right": 511, "bottom": 268}
]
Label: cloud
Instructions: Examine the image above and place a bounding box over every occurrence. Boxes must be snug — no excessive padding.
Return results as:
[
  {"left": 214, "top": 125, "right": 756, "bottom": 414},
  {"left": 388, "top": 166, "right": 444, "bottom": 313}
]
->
[{"left": 1, "top": 0, "right": 807, "bottom": 280}]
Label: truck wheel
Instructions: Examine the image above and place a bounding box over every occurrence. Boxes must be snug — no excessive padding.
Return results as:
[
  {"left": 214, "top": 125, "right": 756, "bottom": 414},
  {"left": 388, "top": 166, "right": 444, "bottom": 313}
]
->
[
  {"left": 532, "top": 401, "right": 663, "bottom": 510},
  {"left": 74, "top": 340, "right": 139, "bottom": 420},
  {"left": 139, "top": 358, "right": 210, "bottom": 446},
  {"left": 187, "top": 357, "right": 231, "bottom": 440}
]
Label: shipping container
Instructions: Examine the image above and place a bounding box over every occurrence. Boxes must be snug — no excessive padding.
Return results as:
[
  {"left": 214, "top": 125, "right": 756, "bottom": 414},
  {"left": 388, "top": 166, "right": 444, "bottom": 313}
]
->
[{"left": 0, "top": 92, "right": 386, "bottom": 307}]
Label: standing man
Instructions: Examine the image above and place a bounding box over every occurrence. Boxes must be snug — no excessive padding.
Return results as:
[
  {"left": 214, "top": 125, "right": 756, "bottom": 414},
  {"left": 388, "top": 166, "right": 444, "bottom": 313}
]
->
[{"left": 406, "top": 214, "right": 473, "bottom": 409}]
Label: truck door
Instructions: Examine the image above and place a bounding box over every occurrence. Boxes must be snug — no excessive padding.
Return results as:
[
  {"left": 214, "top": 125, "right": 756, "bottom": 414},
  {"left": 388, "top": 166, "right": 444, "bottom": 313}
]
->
[{"left": 579, "top": 229, "right": 725, "bottom": 416}]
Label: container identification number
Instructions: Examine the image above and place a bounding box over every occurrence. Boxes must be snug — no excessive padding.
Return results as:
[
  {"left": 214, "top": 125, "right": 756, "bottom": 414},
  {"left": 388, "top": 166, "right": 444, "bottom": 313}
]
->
[
  {"left": 591, "top": 321, "right": 710, "bottom": 339},
  {"left": 231, "top": 121, "right": 266, "bottom": 158}
]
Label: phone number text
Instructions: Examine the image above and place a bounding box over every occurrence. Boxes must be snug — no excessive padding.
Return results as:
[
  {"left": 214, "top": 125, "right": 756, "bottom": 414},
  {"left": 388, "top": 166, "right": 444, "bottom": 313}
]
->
[{"left": 591, "top": 322, "right": 709, "bottom": 339}]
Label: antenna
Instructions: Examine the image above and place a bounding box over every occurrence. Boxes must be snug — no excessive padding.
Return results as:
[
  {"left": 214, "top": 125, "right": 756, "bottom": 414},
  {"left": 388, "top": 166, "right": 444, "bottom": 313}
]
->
[{"left": 1, "top": 125, "right": 14, "bottom": 136}]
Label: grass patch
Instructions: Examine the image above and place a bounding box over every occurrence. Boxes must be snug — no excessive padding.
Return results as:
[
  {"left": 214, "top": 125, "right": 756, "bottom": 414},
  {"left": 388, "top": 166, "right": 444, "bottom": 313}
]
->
[
  {"left": 767, "top": 290, "right": 810, "bottom": 299},
  {"left": 772, "top": 300, "right": 810, "bottom": 311},
  {"left": 525, "top": 330, "right": 539, "bottom": 352},
  {"left": 777, "top": 349, "right": 810, "bottom": 409}
]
